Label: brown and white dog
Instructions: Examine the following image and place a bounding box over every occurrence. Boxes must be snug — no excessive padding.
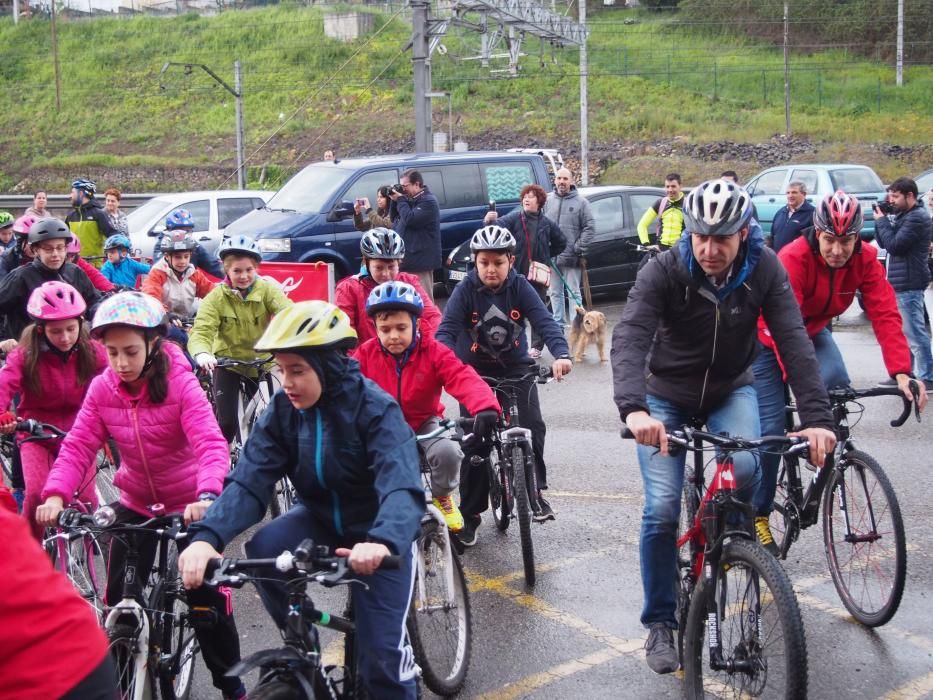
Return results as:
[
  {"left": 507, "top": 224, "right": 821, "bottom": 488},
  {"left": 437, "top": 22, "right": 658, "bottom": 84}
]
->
[{"left": 568, "top": 305, "right": 608, "bottom": 363}]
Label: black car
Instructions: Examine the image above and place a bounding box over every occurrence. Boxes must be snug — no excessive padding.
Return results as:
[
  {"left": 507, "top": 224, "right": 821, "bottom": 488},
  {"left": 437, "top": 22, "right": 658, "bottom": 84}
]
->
[{"left": 443, "top": 185, "right": 664, "bottom": 296}]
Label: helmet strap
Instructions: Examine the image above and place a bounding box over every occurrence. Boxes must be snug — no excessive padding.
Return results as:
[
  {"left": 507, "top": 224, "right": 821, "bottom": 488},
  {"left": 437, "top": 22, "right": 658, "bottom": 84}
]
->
[{"left": 139, "top": 334, "right": 161, "bottom": 379}]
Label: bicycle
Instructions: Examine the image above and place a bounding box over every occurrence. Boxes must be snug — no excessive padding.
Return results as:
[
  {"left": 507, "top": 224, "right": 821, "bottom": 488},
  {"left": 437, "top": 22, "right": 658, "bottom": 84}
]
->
[
  {"left": 204, "top": 356, "right": 294, "bottom": 516},
  {"left": 474, "top": 366, "right": 553, "bottom": 587},
  {"left": 411, "top": 417, "right": 473, "bottom": 696},
  {"left": 54, "top": 506, "right": 200, "bottom": 700},
  {"left": 205, "top": 539, "right": 402, "bottom": 699},
  {"left": 624, "top": 424, "right": 809, "bottom": 699},
  {"left": 768, "top": 383, "right": 918, "bottom": 627}
]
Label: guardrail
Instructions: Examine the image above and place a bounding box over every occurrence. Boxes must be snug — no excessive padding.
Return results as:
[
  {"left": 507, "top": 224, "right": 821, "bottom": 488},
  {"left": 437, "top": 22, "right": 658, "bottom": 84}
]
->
[{"left": 0, "top": 193, "right": 160, "bottom": 215}]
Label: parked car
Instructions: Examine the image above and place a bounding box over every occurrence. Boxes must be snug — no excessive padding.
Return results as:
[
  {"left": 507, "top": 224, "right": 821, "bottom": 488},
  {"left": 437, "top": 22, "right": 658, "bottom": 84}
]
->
[
  {"left": 223, "top": 152, "right": 553, "bottom": 280},
  {"left": 443, "top": 185, "right": 664, "bottom": 296},
  {"left": 914, "top": 168, "right": 933, "bottom": 196},
  {"left": 128, "top": 190, "right": 274, "bottom": 259},
  {"left": 745, "top": 164, "right": 887, "bottom": 240}
]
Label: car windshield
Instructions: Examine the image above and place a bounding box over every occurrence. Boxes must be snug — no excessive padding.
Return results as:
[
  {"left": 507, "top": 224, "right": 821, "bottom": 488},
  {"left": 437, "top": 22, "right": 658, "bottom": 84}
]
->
[
  {"left": 126, "top": 197, "right": 173, "bottom": 230},
  {"left": 829, "top": 168, "right": 885, "bottom": 194},
  {"left": 266, "top": 165, "right": 346, "bottom": 213}
]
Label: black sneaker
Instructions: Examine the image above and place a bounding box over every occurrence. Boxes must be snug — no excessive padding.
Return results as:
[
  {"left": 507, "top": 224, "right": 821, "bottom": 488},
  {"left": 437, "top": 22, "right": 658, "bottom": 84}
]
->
[
  {"left": 533, "top": 492, "right": 556, "bottom": 522},
  {"left": 457, "top": 515, "right": 481, "bottom": 548},
  {"left": 644, "top": 623, "right": 678, "bottom": 674}
]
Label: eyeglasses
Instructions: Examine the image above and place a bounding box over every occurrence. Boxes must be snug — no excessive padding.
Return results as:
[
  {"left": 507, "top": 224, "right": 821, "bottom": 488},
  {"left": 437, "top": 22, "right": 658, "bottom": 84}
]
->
[{"left": 36, "top": 244, "right": 67, "bottom": 254}]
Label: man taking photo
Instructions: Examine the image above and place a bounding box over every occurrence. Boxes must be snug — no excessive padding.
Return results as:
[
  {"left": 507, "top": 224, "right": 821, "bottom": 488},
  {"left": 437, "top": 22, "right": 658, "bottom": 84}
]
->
[{"left": 389, "top": 169, "right": 441, "bottom": 302}]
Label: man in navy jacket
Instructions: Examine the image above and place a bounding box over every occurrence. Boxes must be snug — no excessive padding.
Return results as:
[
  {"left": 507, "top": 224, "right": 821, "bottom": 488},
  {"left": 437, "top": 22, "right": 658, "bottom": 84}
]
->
[
  {"left": 770, "top": 180, "right": 815, "bottom": 252},
  {"left": 389, "top": 169, "right": 441, "bottom": 302}
]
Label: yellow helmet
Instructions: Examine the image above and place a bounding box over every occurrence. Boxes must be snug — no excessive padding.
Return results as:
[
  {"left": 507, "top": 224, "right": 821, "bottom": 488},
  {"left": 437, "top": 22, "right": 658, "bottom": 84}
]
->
[{"left": 255, "top": 300, "right": 358, "bottom": 353}]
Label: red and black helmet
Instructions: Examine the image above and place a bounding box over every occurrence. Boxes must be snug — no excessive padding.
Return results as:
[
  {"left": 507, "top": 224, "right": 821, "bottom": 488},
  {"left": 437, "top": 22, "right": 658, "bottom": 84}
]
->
[{"left": 814, "top": 190, "right": 863, "bottom": 237}]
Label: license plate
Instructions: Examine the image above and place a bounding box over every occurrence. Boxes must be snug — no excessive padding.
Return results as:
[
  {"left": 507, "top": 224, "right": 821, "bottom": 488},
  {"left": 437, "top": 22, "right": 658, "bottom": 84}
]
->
[{"left": 448, "top": 270, "right": 467, "bottom": 281}]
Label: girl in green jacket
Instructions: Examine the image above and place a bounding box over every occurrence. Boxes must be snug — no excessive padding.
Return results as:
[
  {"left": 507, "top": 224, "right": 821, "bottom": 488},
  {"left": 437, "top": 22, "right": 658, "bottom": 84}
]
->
[{"left": 188, "top": 234, "right": 292, "bottom": 442}]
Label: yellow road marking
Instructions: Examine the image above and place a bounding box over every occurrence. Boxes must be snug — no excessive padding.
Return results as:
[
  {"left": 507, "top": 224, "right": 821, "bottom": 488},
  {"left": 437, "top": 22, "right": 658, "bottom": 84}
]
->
[
  {"left": 464, "top": 544, "right": 628, "bottom": 591},
  {"left": 474, "top": 648, "right": 624, "bottom": 700},
  {"left": 880, "top": 671, "right": 933, "bottom": 700},
  {"left": 548, "top": 490, "right": 643, "bottom": 503}
]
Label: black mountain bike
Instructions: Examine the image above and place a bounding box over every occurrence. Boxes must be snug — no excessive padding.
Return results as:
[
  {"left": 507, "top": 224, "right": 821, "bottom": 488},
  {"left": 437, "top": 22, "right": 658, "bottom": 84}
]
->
[
  {"left": 206, "top": 540, "right": 402, "bottom": 699},
  {"left": 769, "top": 383, "right": 918, "bottom": 627}
]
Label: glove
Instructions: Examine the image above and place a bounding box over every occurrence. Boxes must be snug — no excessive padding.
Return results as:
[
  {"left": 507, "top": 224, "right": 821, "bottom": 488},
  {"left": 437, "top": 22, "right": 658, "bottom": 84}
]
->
[
  {"left": 0, "top": 411, "right": 17, "bottom": 435},
  {"left": 472, "top": 410, "right": 498, "bottom": 439},
  {"left": 195, "top": 353, "right": 217, "bottom": 369}
]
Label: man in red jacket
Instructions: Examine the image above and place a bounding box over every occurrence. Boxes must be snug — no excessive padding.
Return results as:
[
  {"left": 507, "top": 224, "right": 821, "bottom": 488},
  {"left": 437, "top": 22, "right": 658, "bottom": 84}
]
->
[
  {"left": 335, "top": 228, "right": 441, "bottom": 346},
  {"left": 355, "top": 280, "right": 499, "bottom": 532},
  {"left": 751, "top": 190, "right": 928, "bottom": 552}
]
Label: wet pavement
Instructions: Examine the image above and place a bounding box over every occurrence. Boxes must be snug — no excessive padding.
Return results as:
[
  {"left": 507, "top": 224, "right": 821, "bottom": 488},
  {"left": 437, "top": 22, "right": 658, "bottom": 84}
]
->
[{"left": 191, "top": 291, "right": 933, "bottom": 699}]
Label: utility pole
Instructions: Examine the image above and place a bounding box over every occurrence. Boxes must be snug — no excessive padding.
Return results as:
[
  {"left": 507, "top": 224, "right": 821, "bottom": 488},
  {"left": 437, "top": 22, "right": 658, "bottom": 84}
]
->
[
  {"left": 411, "top": 0, "right": 432, "bottom": 153},
  {"left": 896, "top": 0, "right": 904, "bottom": 86},
  {"left": 51, "top": 0, "right": 62, "bottom": 112},
  {"left": 160, "top": 62, "right": 246, "bottom": 188},
  {"left": 12, "top": 0, "right": 18, "bottom": 24},
  {"left": 579, "top": 0, "right": 589, "bottom": 185},
  {"left": 782, "top": 1, "right": 791, "bottom": 135}
]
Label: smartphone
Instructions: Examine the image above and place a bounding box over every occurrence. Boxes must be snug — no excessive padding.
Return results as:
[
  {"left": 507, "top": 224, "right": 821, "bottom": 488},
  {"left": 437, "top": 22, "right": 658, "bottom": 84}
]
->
[
  {"left": 488, "top": 200, "right": 497, "bottom": 213},
  {"left": 356, "top": 198, "right": 365, "bottom": 207}
]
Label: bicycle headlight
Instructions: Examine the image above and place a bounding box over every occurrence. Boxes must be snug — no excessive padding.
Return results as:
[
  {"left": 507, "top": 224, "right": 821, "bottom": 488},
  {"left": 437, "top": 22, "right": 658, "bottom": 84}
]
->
[{"left": 93, "top": 505, "right": 117, "bottom": 527}]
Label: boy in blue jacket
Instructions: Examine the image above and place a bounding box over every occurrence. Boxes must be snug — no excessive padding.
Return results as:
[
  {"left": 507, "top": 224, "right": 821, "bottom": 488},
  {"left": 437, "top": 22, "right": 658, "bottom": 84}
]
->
[
  {"left": 179, "top": 301, "right": 425, "bottom": 700},
  {"left": 100, "top": 234, "right": 150, "bottom": 288},
  {"left": 436, "top": 225, "right": 573, "bottom": 545}
]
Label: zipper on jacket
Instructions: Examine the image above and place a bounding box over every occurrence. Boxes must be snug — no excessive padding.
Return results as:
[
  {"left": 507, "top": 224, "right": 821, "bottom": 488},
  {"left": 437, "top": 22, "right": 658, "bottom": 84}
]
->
[
  {"left": 698, "top": 305, "right": 720, "bottom": 410},
  {"left": 131, "top": 402, "right": 160, "bottom": 505},
  {"left": 311, "top": 409, "right": 343, "bottom": 536}
]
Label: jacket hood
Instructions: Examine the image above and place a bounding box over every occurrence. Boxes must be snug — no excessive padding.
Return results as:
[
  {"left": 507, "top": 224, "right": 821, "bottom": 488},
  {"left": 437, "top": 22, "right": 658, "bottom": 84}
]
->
[
  {"left": 293, "top": 349, "right": 359, "bottom": 405},
  {"left": 76, "top": 198, "right": 105, "bottom": 213},
  {"left": 677, "top": 220, "right": 766, "bottom": 300}
]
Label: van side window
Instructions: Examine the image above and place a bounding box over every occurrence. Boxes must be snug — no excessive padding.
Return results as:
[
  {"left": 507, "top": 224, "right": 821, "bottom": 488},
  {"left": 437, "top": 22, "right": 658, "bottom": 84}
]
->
[
  {"left": 422, "top": 165, "right": 483, "bottom": 209},
  {"left": 343, "top": 170, "right": 398, "bottom": 208},
  {"left": 482, "top": 163, "right": 535, "bottom": 203}
]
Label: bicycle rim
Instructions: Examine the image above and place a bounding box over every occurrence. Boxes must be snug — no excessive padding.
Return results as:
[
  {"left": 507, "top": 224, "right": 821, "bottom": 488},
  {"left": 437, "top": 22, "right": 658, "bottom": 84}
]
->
[
  {"left": 69, "top": 535, "right": 107, "bottom": 624},
  {"left": 683, "top": 538, "right": 808, "bottom": 700},
  {"left": 153, "top": 541, "right": 198, "bottom": 699},
  {"left": 768, "top": 458, "right": 793, "bottom": 557},
  {"left": 822, "top": 451, "right": 906, "bottom": 627},
  {"left": 409, "top": 523, "right": 472, "bottom": 695},
  {"left": 488, "top": 448, "right": 510, "bottom": 532},
  {"left": 511, "top": 444, "right": 535, "bottom": 587}
]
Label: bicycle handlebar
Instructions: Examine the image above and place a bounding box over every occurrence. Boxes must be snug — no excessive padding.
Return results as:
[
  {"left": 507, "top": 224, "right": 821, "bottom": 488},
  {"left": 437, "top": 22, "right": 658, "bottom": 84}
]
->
[
  {"left": 620, "top": 424, "right": 810, "bottom": 456},
  {"left": 204, "top": 538, "right": 400, "bottom": 589},
  {"left": 15, "top": 419, "right": 67, "bottom": 442},
  {"left": 479, "top": 365, "right": 554, "bottom": 388},
  {"left": 214, "top": 356, "right": 273, "bottom": 369},
  {"left": 827, "top": 382, "right": 922, "bottom": 428},
  {"left": 56, "top": 506, "right": 187, "bottom": 537},
  {"left": 415, "top": 417, "right": 475, "bottom": 442}
]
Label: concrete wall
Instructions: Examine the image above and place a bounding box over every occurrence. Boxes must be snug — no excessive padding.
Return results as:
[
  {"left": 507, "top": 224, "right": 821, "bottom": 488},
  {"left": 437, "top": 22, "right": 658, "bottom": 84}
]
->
[{"left": 323, "top": 12, "right": 374, "bottom": 42}]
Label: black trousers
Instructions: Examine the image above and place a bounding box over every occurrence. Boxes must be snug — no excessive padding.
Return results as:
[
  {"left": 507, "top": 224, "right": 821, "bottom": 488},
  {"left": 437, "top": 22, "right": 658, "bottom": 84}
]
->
[
  {"left": 104, "top": 504, "right": 242, "bottom": 696},
  {"left": 60, "top": 655, "right": 118, "bottom": 700},
  {"left": 458, "top": 368, "right": 548, "bottom": 518},
  {"left": 212, "top": 367, "right": 257, "bottom": 444}
]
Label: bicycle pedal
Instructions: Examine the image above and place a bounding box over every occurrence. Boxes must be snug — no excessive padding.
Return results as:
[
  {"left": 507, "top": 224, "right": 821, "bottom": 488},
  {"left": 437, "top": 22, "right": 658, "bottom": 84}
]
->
[{"left": 188, "top": 606, "right": 219, "bottom": 628}]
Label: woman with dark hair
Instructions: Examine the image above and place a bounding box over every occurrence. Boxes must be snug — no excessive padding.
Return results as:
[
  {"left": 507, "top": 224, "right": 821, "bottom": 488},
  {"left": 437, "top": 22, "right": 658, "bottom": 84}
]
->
[
  {"left": 25, "top": 191, "right": 53, "bottom": 219},
  {"left": 484, "top": 183, "right": 566, "bottom": 357},
  {"left": 354, "top": 185, "right": 394, "bottom": 232}
]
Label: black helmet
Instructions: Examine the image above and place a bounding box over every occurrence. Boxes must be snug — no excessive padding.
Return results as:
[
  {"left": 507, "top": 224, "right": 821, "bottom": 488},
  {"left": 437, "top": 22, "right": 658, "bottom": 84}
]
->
[{"left": 28, "top": 218, "right": 73, "bottom": 245}]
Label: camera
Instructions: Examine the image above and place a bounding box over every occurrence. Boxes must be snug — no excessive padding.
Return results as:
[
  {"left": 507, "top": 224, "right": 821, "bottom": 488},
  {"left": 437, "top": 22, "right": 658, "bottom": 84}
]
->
[
  {"left": 874, "top": 199, "right": 894, "bottom": 215},
  {"left": 391, "top": 184, "right": 405, "bottom": 194}
]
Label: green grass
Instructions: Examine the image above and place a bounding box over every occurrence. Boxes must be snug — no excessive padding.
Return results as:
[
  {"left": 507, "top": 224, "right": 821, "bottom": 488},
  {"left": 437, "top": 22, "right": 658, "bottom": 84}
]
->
[{"left": 0, "top": 4, "right": 930, "bottom": 185}]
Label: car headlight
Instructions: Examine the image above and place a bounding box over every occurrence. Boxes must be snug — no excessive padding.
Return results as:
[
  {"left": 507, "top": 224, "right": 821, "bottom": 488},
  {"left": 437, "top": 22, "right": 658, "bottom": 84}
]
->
[{"left": 258, "top": 238, "right": 291, "bottom": 253}]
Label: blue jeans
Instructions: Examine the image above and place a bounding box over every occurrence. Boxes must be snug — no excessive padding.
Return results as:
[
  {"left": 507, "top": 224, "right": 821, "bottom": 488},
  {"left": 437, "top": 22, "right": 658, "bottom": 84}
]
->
[
  {"left": 245, "top": 504, "right": 418, "bottom": 699},
  {"left": 896, "top": 289, "right": 933, "bottom": 382},
  {"left": 637, "top": 386, "right": 761, "bottom": 627},
  {"left": 547, "top": 263, "right": 582, "bottom": 325},
  {"left": 751, "top": 329, "right": 848, "bottom": 515}
]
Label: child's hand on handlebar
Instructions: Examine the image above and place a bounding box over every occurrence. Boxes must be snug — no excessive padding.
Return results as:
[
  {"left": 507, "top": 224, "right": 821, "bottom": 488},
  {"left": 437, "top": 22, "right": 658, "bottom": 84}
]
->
[
  {"left": 335, "top": 542, "right": 392, "bottom": 576},
  {"left": 195, "top": 353, "right": 217, "bottom": 372},
  {"left": 35, "top": 496, "right": 65, "bottom": 528},
  {"left": 472, "top": 409, "right": 498, "bottom": 439},
  {"left": 552, "top": 358, "right": 573, "bottom": 380},
  {"left": 0, "top": 411, "right": 17, "bottom": 434},
  {"left": 0, "top": 338, "right": 17, "bottom": 354}
]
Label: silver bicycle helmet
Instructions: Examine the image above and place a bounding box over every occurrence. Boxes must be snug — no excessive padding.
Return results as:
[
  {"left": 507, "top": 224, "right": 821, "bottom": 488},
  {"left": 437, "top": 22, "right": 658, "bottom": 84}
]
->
[
  {"left": 218, "top": 234, "right": 262, "bottom": 262},
  {"left": 683, "top": 178, "right": 753, "bottom": 237},
  {"left": 469, "top": 225, "right": 516, "bottom": 253},
  {"left": 360, "top": 228, "right": 405, "bottom": 260}
]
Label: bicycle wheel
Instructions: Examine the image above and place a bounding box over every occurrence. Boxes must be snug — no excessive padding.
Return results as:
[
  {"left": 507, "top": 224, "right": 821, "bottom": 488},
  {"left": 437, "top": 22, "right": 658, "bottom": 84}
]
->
[
  {"left": 46, "top": 527, "right": 107, "bottom": 624},
  {"left": 269, "top": 476, "right": 297, "bottom": 518},
  {"left": 0, "top": 435, "right": 14, "bottom": 486},
  {"left": 110, "top": 624, "right": 155, "bottom": 700},
  {"left": 488, "top": 447, "right": 511, "bottom": 532},
  {"left": 683, "top": 538, "right": 808, "bottom": 700},
  {"left": 511, "top": 444, "right": 535, "bottom": 587},
  {"left": 676, "top": 467, "right": 700, "bottom": 665},
  {"left": 96, "top": 448, "right": 121, "bottom": 506},
  {"left": 249, "top": 680, "right": 303, "bottom": 699},
  {"left": 822, "top": 450, "right": 906, "bottom": 627},
  {"left": 151, "top": 542, "right": 197, "bottom": 700},
  {"left": 408, "top": 521, "right": 472, "bottom": 696}
]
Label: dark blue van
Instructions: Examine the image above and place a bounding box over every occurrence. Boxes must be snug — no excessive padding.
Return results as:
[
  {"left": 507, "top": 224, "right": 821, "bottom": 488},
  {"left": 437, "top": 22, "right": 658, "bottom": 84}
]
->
[{"left": 224, "top": 151, "right": 553, "bottom": 279}]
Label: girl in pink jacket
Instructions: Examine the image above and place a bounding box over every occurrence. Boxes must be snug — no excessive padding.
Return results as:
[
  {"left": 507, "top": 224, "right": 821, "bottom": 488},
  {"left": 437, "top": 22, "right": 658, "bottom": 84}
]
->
[
  {"left": 36, "top": 291, "right": 245, "bottom": 700},
  {"left": 0, "top": 281, "right": 107, "bottom": 538}
]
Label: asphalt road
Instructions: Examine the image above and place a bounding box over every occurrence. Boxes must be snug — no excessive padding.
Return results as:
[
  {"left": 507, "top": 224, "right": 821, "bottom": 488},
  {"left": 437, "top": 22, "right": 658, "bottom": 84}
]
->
[{"left": 190, "top": 291, "right": 933, "bottom": 699}]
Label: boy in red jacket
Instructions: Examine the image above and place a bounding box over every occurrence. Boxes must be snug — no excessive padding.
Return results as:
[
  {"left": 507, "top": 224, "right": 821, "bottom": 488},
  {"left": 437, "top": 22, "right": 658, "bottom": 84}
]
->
[
  {"left": 355, "top": 280, "right": 499, "bottom": 531},
  {"left": 336, "top": 228, "right": 442, "bottom": 346}
]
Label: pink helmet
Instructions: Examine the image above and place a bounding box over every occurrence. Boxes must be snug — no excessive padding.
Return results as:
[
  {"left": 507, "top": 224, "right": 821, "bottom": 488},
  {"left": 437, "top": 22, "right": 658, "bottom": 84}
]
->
[
  {"left": 26, "top": 281, "right": 87, "bottom": 322},
  {"left": 12, "top": 214, "right": 36, "bottom": 237},
  {"left": 67, "top": 233, "right": 81, "bottom": 255}
]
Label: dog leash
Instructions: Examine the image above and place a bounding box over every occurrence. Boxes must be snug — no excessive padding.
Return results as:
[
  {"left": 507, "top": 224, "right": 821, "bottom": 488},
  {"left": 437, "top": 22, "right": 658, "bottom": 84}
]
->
[
  {"left": 550, "top": 258, "right": 594, "bottom": 309},
  {"left": 550, "top": 258, "right": 584, "bottom": 306}
]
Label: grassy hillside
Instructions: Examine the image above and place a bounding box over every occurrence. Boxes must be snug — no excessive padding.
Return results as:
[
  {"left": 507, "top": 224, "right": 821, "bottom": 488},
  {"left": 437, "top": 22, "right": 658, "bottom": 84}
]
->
[{"left": 0, "top": 3, "right": 930, "bottom": 190}]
